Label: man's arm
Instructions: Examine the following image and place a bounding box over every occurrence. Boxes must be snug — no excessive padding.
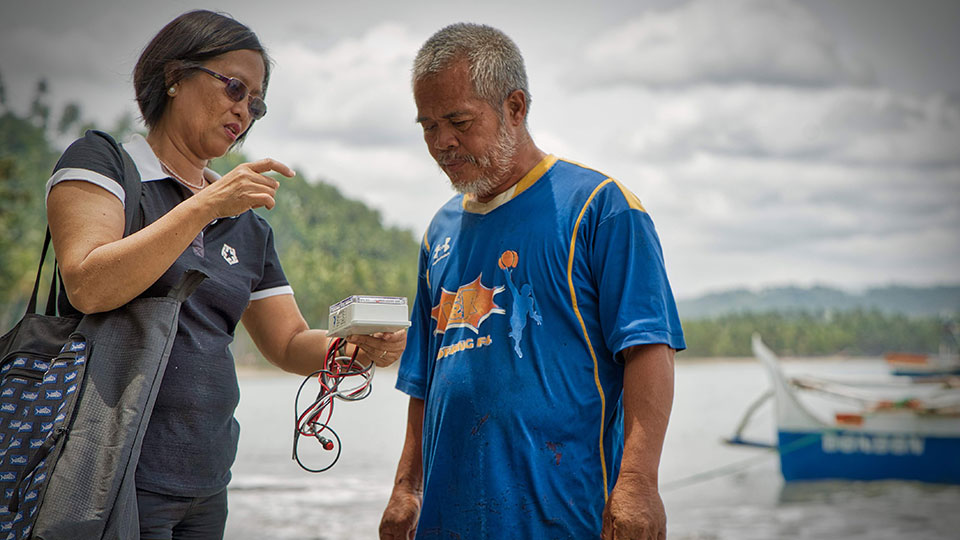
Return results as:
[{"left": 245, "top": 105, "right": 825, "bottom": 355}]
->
[
  {"left": 601, "top": 343, "right": 675, "bottom": 540},
  {"left": 380, "top": 397, "right": 425, "bottom": 540}
]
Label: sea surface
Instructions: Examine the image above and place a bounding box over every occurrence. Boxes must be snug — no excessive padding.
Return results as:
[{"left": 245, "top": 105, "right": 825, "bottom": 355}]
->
[{"left": 224, "top": 359, "right": 960, "bottom": 539}]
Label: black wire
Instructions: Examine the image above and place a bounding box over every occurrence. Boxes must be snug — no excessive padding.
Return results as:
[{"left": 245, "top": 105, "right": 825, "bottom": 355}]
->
[
  {"left": 292, "top": 369, "right": 325, "bottom": 463},
  {"left": 293, "top": 367, "right": 344, "bottom": 473},
  {"left": 291, "top": 340, "right": 374, "bottom": 473},
  {"left": 293, "top": 423, "right": 343, "bottom": 473}
]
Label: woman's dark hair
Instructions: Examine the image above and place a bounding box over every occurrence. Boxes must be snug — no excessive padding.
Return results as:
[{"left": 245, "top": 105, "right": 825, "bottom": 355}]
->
[{"left": 134, "top": 10, "right": 271, "bottom": 141}]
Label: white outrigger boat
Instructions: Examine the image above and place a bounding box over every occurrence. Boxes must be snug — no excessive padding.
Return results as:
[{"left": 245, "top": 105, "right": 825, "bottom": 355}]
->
[
  {"left": 885, "top": 352, "right": 960, "bottom": 378},
  {"left": 884, "top": 321, "right": 960, "bottom": 377},
  {"left": 727, "top": 334, "right": 960, "bottom": 483}
]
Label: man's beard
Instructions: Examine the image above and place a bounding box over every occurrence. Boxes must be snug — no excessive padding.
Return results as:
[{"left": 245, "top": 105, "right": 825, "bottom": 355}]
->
[{"left": 436, "top": 122, "right": 517, "bottom": 199}]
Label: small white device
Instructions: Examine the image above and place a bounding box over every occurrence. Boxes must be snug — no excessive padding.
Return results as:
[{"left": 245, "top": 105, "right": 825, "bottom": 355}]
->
[{"left": 327, "top": 295, "right": 411, "bottom": 338}]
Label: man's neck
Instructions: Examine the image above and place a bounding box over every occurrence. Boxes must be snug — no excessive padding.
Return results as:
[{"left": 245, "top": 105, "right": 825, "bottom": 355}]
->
[{"left": 474, "top": 143, "right": 548, "bottom": 204}]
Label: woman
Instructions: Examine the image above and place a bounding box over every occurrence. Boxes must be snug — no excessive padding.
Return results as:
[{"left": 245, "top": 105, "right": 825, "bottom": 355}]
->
[{"left": 45, "top": 10, "right": 406, "bottom": 538}]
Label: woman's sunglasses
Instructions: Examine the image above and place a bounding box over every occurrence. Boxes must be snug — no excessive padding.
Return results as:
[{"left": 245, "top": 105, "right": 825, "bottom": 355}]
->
[{"left": 194, "top": 66, "right": 267, "bottom": 120}]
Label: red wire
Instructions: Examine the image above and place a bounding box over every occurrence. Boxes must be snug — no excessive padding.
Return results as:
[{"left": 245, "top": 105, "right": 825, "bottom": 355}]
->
[{"left": 298, "top": 338, "right": 371, "bottom": 439}]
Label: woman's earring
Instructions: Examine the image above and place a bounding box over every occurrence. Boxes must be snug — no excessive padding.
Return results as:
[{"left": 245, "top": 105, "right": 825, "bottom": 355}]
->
[{"left": 167, "top": 86, "right": 177, "bottom": 96}]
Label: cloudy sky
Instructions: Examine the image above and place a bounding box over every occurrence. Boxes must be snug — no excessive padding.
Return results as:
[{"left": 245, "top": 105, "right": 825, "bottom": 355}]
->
[{"left": 2, "top": 0, "right": 958, "bottom": 300}]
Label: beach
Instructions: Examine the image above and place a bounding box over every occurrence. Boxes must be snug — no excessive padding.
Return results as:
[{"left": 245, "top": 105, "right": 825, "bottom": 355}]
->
[{"left": 225, "top": 359, "right": 960, "bottom": 539}]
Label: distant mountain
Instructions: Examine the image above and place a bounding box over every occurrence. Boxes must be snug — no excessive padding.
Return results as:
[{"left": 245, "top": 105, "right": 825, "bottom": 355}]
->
[{"left": 677, "top": 285, "right": 960, "bottom": 319}]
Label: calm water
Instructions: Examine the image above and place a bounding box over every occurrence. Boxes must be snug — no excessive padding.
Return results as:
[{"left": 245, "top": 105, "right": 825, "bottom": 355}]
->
[{"left": 224, "top": 360, "right": 960, "bottom": 539}]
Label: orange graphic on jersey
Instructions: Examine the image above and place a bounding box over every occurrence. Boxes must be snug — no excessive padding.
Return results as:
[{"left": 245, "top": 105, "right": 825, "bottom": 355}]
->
[
  {"left": 431, "top": 274, "right": 506, "bottom": 334},
  {"left": 498, "top": 250, "right": 518, "bottom": 269}
]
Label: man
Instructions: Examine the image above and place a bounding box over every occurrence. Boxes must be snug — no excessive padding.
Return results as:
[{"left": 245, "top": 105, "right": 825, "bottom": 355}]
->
[{"left": 380, "top": 23, "right": 685, "bottom": 540}]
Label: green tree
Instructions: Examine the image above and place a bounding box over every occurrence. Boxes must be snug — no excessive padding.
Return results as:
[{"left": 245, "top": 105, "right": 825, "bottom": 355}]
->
[
  {"left": 0, "top": 71, "right": 6, "bottom": 109},
  {"left": 0, "top": 109, "right": 58, "bottom": 327},
  {"left": 108, "top": 111, "right": 141, "bottom": 141},
  {"left": 680, "top": 309, "right": 950, "bottom": 358},
  {"left": 57, "top": 103, "right": 82, "bottom": 135},
  {"left": 29, "top": 79, "right": 50, "bottom": 131}
]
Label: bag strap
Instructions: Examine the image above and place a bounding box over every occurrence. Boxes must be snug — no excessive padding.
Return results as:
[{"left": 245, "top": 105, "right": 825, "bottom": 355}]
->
[
  {"left": 169, "top": 269, "right": 208, "bottom": 302},
  {"left": 27, "top": 131, "right": 144, "bottom": 317},
  {"left": 25, "top": 231, "right": 54, "bottom": 315},
  {"left": 111, "top": 132, "right": 145, "bottom": 237},
  {"left": 25, "top": 231, "right": 65, "bottom": 317}
]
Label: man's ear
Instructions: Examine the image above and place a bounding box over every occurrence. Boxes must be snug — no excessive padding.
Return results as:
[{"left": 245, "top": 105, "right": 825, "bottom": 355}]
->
[{"left": 504, "top": 89, "right": 528, "bottom": 126}]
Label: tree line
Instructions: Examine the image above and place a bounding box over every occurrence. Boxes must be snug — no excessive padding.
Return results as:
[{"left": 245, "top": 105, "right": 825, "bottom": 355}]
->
[{"left": 681, "top": 310, "right": 948, "bottom": 357}]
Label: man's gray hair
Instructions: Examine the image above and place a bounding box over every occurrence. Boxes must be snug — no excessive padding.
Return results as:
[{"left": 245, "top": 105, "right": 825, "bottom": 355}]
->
[{"left": 413, "top": 23, "right": 532, "bottom": 117}]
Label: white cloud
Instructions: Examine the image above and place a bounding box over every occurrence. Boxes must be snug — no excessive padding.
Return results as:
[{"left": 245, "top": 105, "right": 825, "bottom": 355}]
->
[
  {"left": 0, "top": 11, "right": 142, "bottom": 119},
  {"left": 601, "top": 86, "right": 960, "bottom": 167},
  {"left": 576, "top": 0, "right": 873, "bottom": 89},
  {"left": 244, "top": 22, "right": 455, "bottom": 234},
  {"left": 625, "top": 152, "right": 960, "bottom": 297},
  {"left": 262, "top": 23, "right": 422, "bottom": 146},
  {"left": 2, "top": 0, "right": 957, "bottom": 299},
  {"left": 532, "top": 77, "right": 960, "bottom": 297}
]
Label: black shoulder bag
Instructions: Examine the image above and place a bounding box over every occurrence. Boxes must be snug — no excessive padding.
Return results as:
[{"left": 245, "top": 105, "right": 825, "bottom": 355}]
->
[{"left": 0, "top": 130, "right": 206, "bottom": 540}]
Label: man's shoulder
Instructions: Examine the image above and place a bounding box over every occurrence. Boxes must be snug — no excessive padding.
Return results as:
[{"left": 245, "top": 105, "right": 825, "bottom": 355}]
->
[
  {"left": 426, "top": 193, "right": 466, "bottom": 225},
  {"left": 551, "top": 157, "right": 611, "bottom": 183},
  {"left": 549, "top": 158, "right": 647, "bottom": 215}
]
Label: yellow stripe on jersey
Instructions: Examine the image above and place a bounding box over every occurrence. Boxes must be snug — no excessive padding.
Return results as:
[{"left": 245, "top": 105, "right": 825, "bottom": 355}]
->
[
  {"left": 612, "top": 179, "right": 646, "bottom": 212},
  {"left": 566, "top": 177, "right": 615, "bottom": 502},
  {"left": 461, "top": 154, "right": 559, "bottom": 214},
  {"left": 513, "top": 154, "right": 558, "bottom": 199},
  {"left": 423, "top": 232, "right": 432, "bottom": 289},
  {"left": 557, "top": 158, "right": 648, "bottom": 214}
]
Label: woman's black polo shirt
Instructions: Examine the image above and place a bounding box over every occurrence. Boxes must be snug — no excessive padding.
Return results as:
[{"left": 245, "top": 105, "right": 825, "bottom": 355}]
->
[{"left": 46, "top": 132, "right": 292, "bottom": 496}]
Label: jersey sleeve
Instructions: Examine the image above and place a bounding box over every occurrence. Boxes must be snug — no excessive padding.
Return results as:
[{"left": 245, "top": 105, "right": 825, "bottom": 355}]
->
[
  {"left": 590, "top": 189, "right": 686, "bottom": 359},
  {"left": 395, "top": 238, "right": 432, "bottom": 400},
  {"left": 45, "top": 130, "right": 126, "bottom": 207},
  {"left": 250, "top": 226, "right": 293, "bottom": 300}
]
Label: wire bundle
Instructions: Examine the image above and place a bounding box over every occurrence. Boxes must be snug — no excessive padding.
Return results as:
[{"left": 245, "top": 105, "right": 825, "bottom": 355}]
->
[{"left": 293, "top": 337, "right": 375, "bottom": 472}]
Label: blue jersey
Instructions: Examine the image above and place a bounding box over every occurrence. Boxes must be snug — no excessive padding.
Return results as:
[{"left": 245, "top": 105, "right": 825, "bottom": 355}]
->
[{"left": 397, "top": 155, "right": 686, "bottom": 539}]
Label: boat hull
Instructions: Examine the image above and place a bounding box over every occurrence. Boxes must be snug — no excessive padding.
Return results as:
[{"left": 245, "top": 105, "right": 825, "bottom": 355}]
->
[
  {"left": 890, "top": 367, "right": 960, "bottom": 377},
  {"left": 779, "top": 429, "right": 960, "bottom": 483}
]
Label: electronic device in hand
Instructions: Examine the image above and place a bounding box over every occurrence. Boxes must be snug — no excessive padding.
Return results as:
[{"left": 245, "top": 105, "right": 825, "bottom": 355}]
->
[{"left": 327, "top": 295, "right": 411, "bottom": 338}]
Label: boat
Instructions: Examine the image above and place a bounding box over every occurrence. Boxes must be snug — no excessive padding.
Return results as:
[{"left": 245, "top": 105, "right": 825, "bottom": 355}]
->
[
  {"left": 885, "top": 352, "right": 960, "bottom": 377},
  {"left": 884, "top": 320, "right": 960, "bottom": 377},
  {"left": 726, "top": 334, "right": 960, "bottom": 483}
]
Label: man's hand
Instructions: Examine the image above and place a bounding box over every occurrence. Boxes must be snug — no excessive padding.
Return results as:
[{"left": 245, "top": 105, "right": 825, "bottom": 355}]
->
[
  {"left": 600, "top": 472, "right": 666, "bottom": 540},
  {"left": 602, "top": 343, "right": 674, "bottom": 539},
  {"left": 379, "top": 489, "right": 421, "bottom": 540},
  {"left": 381, "top": 398, "right": 424, "bottom": 539}
]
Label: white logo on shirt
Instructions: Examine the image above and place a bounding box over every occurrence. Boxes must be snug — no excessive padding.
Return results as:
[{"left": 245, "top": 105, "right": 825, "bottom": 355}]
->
[
  {"left": 432, "top": 236, "right": 451, "bottom": 266},
  {"left": 221, "top": 244, "right": 239, "bottom": 265}
]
